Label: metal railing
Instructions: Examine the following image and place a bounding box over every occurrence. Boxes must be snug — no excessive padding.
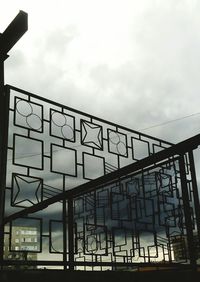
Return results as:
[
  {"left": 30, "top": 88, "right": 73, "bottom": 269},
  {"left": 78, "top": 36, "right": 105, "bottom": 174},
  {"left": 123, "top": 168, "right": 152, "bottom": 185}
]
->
[{"left": 1, "top": 85, "right": 200, "bottom": 271}]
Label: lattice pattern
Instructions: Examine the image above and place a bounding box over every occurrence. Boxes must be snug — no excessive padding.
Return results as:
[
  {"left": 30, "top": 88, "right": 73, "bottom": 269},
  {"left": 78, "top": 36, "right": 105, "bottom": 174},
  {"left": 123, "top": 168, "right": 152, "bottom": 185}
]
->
[
  {"left": 72, "top": 160, "right": 190, "bottom": 268},
  {"left": 6, "top": 85, "right": 172, "bottom": 201},
  {"left": 3, "top": 85, "right": 198, "bottom": 270}
]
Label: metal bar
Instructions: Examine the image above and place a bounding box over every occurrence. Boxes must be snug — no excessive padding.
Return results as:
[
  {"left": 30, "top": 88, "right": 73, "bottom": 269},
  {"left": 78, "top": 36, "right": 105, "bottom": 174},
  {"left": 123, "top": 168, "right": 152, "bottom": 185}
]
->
[
  {"left": 179, "top": 155, "right": 196, "bottom": 268},
  {"left": 4, "top": 134, "right": 200, "bottom": 223},
  {"left": 62, "top": 198, "right": 67, "bottom": 270},
  {"left": 0, "top": 67, "right": 10, "bottom": 267},
  {"left": 0, "top": 11, "right": 28, "bottom": 55},
  {"left": 0, "top": 12, "right": 27, "bottom": 268},
  {"left": 68, "top": 197, "right": 74, "bottom": 270},
  {"left": 0, "top": 259, "right": 189, "bottom": 269},
  {"left": 0, "top": 57, "right": 4, "bottom": 268},
  {"left": 188, "top": 151, "right": 200, "bottom": 249}
]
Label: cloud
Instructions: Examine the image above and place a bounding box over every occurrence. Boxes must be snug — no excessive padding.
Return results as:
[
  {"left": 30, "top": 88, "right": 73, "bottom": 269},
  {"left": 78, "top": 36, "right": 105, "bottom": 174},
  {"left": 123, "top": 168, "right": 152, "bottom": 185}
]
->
[
  {"left": 2, "top": 0, "right": 200, "bottom": 146},
  {"left": 2, "top": 0, "right": 200, "bottom": 264}
]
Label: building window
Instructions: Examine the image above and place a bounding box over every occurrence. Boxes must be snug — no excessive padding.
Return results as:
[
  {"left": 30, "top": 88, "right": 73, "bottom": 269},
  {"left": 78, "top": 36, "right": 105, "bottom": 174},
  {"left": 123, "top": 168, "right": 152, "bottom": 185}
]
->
[
  {"left": 21, "top": 245, "right": 38, "bottom": 251},
  {"left": 21, "top": 230, "right": 37, "bottom": 235}
]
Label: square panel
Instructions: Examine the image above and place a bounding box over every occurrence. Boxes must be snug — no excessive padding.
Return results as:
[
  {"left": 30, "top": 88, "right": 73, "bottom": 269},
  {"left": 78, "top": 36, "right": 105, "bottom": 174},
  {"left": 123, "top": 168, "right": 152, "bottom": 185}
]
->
[
  {"left": 83, "top": 153, "right": 105, "bottom": 180},
  {"left": 51, "top": 144, "right": 77, "bottom": 176},
  {"left": 13, "top": 134, "right": 43, "bottom": 170},
  {"left": 131, "top": 138, "right": 150, "bottom": 160},
  {"left": 81, "top": 120, "right": 103, "bottom": 150},
  {"left": 11, "top": 173, "right": 43, "bottom": 208},
  {"left": 108, "top": 129, "right": 128, "bottom": 157},
  {"left": 84, "top": 224, "right": 107, "bottom": 255},
  {"left": 50, "top": 109, "right": 75, "bottom": 142},
  {"left": 14, "top": 97, "right": 43, "bottom": 132}
]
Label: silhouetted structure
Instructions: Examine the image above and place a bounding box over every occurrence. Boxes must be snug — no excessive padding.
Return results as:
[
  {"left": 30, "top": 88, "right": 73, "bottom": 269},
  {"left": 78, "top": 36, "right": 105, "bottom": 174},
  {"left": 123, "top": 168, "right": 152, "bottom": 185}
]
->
[{"left": 0, "top": 12, "right": 200, "bottom": 275}]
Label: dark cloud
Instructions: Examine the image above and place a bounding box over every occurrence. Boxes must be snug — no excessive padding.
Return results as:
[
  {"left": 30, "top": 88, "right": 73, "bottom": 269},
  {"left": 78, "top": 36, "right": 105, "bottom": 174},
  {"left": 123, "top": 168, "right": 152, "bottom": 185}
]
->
[
  {"left": 4, "top": 1, "right": 200, "bottom": 148},
  {"left": 2, "top": 1, "right": 200, "bottom": 263}
]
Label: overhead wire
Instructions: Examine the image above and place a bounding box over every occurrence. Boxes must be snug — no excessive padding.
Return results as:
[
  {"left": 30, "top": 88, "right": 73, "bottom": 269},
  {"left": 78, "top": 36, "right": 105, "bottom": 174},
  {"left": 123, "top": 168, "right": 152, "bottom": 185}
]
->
[{"left": 139, "top": 111, "right": 200, "bottom": 131}]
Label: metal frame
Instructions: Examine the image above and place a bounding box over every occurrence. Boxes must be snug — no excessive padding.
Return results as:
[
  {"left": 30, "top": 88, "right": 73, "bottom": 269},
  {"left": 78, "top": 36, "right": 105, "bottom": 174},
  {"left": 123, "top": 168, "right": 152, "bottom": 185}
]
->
[
  {"left": 0, "top": 11, "right": 200, "bottom": 272},
  {"left": 1, "top": 83, "right": 200, "bottom": 270}
]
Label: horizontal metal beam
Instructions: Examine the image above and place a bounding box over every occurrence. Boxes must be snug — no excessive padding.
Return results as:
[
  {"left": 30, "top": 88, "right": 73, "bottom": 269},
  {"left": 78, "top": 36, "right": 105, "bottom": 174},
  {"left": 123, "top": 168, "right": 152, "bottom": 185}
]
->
[
  {"left": 0, "top": 11, "right": 28, "bottom": 56},
  {"left": 1, "top": 259, "right": 185, "bottom": 268},
  {"left": 4, "top": 133, "right": 200, "bottom": 223}
]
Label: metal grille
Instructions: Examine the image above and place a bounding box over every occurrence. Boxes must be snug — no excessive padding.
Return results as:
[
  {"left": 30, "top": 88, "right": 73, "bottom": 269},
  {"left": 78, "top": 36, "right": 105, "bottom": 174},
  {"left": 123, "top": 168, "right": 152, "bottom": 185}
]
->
[{"left": 1, "top": 85, "right": 200, "bottom": 270}]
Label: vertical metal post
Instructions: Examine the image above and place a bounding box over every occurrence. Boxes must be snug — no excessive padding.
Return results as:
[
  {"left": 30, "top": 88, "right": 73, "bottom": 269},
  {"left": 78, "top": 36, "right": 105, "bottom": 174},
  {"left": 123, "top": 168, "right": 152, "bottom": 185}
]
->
[
  {"left": 68, "top": 197, "right": 74, "bottom": 270},
  {"left": 0, "top": 57, "right": 9, "bottom": 267},
  {"left": 0, "top": 11, "right": 27, "bottom": 268},
  {"left": 62, "top": 198, "right": 67, "bottom": 270},
  {"left": 0, "top": 57, "right": 5, "bottom": 268},
  {"left": 188, "top": 151, "right": 200, "bottom": 250},
  {"left": 179, "top": 155, "right": 196, "bottom": 268}
]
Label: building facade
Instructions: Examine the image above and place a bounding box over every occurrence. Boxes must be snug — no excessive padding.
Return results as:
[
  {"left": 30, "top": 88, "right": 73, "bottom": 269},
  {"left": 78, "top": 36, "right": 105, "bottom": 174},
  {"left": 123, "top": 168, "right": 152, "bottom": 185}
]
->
[
  {"left": 4, "top": 225, "right": 38, "bottom": 268},
  {"left": 171, "top": 234, "right": 200, "bottom": 262}
]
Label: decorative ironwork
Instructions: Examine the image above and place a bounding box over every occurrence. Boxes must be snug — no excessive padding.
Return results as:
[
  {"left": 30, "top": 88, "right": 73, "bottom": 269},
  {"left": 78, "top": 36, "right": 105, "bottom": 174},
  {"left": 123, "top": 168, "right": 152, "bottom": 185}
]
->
[
  {"left": 1, "top": 85, "right": 200, "bottom": 271},
  {"left": 11, "top": 173, "right": 43, "bottom": 207},
  {"left": 6, "top": 84, "right": 172, "bottom": 191},
  {"left": 1, "top": 12, "right": 200, "bottom": 273},
  {"left": 72, "top": 159, "right": 184, "bottom": 268}
]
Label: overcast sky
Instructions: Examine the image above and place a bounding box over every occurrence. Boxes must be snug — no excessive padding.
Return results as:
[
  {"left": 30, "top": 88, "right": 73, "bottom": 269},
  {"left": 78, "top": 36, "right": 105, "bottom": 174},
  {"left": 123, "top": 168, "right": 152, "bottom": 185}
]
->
[
  {"left": 1, "top": 0, "right": 200, "bottom": 144},
  {"left": 3, "top": 1, "right": 200, "bottom": 264}
]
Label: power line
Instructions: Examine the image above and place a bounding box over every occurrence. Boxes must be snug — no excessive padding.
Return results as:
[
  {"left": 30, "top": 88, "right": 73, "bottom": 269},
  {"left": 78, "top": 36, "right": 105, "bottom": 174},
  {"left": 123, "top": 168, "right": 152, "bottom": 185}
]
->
[{"left": 139, "top": 112, "right": 200, "bottom": 131}]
